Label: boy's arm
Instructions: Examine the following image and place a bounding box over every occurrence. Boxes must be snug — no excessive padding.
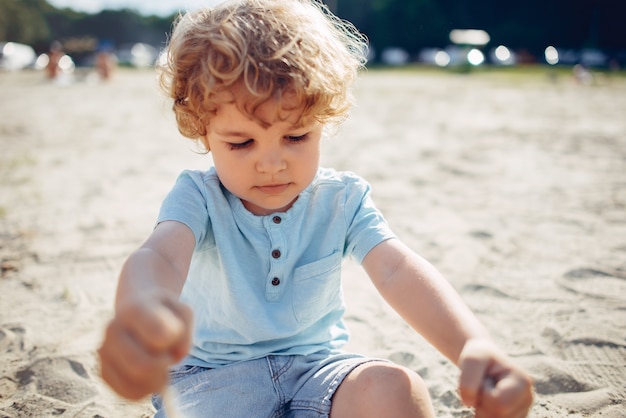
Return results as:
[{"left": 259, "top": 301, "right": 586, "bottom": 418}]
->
[
  {"left": 115, "top": 220, "right": 195, "bottom": 308},
  {"left": 362, "top": 238, "right": 490, "bottom": 361},
  {"left": 99, "top": 220, "right": 195, "bottom": 400},
  {"left": 362, "top": 238, "right": 533, "bottom": 416}
]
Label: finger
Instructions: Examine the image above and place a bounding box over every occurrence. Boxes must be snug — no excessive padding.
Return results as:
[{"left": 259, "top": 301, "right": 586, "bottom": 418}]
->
[
  {"left": 99, "top": 350, "right": 167, "bottom": 400},
  {"left": 164, "top": 302, "right": 193, "bottom": 361},
  {"left": 122, "top": 301, "right": 187, "bottom": 353},
  {"left": 477, "top": 372, "right": 534, "bottom": 418},
  {"left": 458, "top": 353, "right": 491, "bottom": 408},
  {"left": 99, "top": 347, "right": 156, "bottom": 400},
  {"left": 113, "top": 321, "right": 171, "bottom": 380},
  {"left": 99, "top": 320, "right": 171, "bottom": 394}
]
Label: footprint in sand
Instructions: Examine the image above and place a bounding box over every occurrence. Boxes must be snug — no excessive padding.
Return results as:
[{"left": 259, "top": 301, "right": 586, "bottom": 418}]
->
[
  {"left": 557, "top": 267, "right": 626, "bottom": 302},
  {"left": 0, "top": 325, "right": 27, "bottom": 402},
  {"left": 0, "top": 325, "right": 26, "bottom": 354},
  {"left": 15, "top": 356, "right": 97, "bottom": 404},
  {"left": 1, "top": 326, "right": 97, "bottom": 405},
  {"left": 560, "top": 339, "right": 626, "bottom": 399},
  {"left": 530, "top": 359, "right": 599, "bottom": 395},
  {"left": 462, "top": 283, "right": 517, "bottom": 300},
  {"left": 534, "top": 327, "right": 626, "bottom": 409}
]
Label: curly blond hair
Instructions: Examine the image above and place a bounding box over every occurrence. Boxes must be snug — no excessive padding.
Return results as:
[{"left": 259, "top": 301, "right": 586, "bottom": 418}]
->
[{"left": 157, "top": 0, "right": 367, "bottom": 149}]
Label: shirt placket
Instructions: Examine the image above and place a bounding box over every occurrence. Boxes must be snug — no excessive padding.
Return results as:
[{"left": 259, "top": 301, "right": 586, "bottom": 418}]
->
[{"left": 264, "top": 215, "right": 287, "bottom": 301}]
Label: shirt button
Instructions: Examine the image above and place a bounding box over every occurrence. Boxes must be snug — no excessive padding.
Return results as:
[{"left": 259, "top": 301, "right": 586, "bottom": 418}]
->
[
  {"left": 271, "top": 249, "right": 281, "bottom": 259},
  {"left": 271, "top": 277, "right": 280, "bottom": 286},
  {"left": 272, "top": 216, "right": 282, "bottom": 224}
]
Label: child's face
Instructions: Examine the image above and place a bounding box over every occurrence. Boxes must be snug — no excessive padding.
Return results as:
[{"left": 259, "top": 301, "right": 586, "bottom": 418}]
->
[{"left": 205, "top": 85, "right": 322, "bottom": 216}]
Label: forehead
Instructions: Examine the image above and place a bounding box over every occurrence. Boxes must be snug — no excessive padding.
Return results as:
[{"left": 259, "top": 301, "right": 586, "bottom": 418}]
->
[{"left": 213, "top": 82, "right": 308, "bottom": 128}]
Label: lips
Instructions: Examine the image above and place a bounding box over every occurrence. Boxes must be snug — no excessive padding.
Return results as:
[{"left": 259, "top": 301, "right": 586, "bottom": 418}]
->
[{"left": 257, "top": 183, "right": 290, "bottom": 194}]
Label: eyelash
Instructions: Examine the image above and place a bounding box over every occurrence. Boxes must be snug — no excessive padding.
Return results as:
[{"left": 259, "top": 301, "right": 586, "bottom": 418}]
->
[
  {"left": 227, "top": 134, "right": 308, "bottom": 150},
  {"left": 227, "top": 140, "right": 253, "bottom": 150},
  {"left": 286, "top": 134, "right": 308, "bottom": 143}
]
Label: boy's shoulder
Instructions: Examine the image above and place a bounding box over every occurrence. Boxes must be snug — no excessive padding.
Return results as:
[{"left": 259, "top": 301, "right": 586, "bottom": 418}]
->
[
  {"left": 308, "top": 168, "right": 372, "bottom": 204},
  {"left": 175, "top": 167, "right": 220, "bottom": 189},
  {"left": 315, "top": 167, "right": 367, "bottom": 187},
  {"left": 178, "top": 167, "right": 218, "bottom": 180}
]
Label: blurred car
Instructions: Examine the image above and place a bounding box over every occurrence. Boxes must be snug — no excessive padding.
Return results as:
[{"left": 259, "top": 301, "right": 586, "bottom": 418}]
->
[
  {"left": 419, "top": 46, "right": 487, "bottom": 67},
  {"left": 543, "top": 47, "right": 610, "bottom": 68},
  {"left": 0, "top": 42, "right": 36, "bottom": 71},
  {"left": 117, "top": 43, "right": 158, "bottom": 67},
  {"left": 550, "top": 48, "right": 578, "bottom": 65},
  {"left": 580, "top": 49, "right": 608, "bottom": 67},
  {"left": 489, "top": 45, "right": 516, "bottom": 66},
  {"left": 380, "top": 47, "right": 410, "bottom": 65},
  {"left": 418, "top": 48, "right": 451, "bottom": 67}
]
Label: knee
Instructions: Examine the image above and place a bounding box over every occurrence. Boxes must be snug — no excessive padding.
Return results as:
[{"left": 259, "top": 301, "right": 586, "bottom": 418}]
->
[
  {"left": 355, "top": 363, "right": 429, "bottom": 401},
  {"left": 332, "top": 362, "right": 434, "bottom": 417}
]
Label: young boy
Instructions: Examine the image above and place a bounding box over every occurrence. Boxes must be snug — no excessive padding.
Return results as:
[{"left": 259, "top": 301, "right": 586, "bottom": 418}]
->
[{"left": 98, "top": 0, "right": 533, "bottom": 416}]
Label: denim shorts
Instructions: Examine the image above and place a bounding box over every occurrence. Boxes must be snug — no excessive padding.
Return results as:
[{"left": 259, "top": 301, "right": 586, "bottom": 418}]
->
[{"left": 152, "top": 351, "right": 382, "bottom": 418}]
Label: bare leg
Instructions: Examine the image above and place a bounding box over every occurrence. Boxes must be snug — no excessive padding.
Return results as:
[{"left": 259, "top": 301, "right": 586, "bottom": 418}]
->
[{"left": 330, "top": 362, "right": 435, "bottom": 418}]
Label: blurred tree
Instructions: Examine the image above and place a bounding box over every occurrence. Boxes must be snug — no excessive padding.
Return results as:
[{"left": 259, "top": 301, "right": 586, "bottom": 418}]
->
[
  {"left": 76, "top": 9, "right": 165, "bottom": 47},
  {"left": 1, "top": 0, "right": 624, "bottom": 64},
  {"left": 0, "top": 0, "right": 51, "bottom": 45},
  {"left": 337, "top": 0, "right": 448, "bottom": 58},
  {"left": 353, "top": 0, "right": 623, "bottom": 60}
]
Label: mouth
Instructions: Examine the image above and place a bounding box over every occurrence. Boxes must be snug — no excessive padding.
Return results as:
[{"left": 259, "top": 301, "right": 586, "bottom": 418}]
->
[{"left": 256, "top": 183, "right": 291, "bottom": 194}]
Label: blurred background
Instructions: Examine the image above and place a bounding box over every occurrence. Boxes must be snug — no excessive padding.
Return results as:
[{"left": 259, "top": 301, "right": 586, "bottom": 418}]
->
[{"left": 1, "top": 0, "right": 625, "bottom": 75}]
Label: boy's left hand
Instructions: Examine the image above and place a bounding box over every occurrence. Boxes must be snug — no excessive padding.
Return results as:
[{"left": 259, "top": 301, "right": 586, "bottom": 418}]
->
[{"left": 458, "top": 339, "right": 534, "bottom": 418}]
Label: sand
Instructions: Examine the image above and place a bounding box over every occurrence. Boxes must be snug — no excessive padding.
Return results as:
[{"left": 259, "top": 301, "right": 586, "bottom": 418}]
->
[{"left": 0, "top": 67, "right": 624, "bottom": 417}]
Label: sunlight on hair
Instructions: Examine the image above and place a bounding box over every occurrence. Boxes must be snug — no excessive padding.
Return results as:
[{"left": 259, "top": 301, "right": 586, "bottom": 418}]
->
[{"left": 156, "top": 0, "right": 368, "bottom": 144}]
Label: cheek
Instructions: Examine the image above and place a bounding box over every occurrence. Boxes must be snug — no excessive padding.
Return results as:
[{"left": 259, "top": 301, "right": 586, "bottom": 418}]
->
[
  {"left": 212, "top": 153, "right": 244, "bottom": 187},
  {"left": 293, "top": 143, "right": 321, "bottom": 181},
  {"left": 304, "top": 141, "right": 321, "bottom": 168}
]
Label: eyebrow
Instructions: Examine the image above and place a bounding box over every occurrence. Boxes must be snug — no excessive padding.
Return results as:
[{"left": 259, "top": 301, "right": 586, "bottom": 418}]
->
[
  {"left": 215, "top": 123, "right": 308, "bottom": 138},
  {"left": 214, "top": 130, "right": 250, "bottom": 138}
]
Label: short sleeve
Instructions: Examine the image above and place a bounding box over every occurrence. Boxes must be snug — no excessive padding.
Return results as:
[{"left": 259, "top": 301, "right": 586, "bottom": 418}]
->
[
  {"left": 157, "top": 170, "right": 211, "bottom": 246},
  {"left": 343, "top": 174, "right": 395, "bottom": 263}
]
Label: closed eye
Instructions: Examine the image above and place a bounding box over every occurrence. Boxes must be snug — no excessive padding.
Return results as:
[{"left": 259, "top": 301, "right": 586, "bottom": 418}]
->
[
  {"left": 227, "top": 139, "right": 253, "bottom": 150},
  {"left": 285, "top": 134, "right": 308, "bottom": 143}
]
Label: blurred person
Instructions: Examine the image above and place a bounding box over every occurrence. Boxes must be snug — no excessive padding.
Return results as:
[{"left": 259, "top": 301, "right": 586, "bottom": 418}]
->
[
  {"left": 97, "top": 0, "right": 534, "bottom": 417},
  {"left": 45, "top": 41, "right": 64, "bottom": 80},
  {"left": 95, "top": 41, "right": 117, "bottom": 81},
  {"left": 573, "top": 64, "right": 594, "bottom": 85}
]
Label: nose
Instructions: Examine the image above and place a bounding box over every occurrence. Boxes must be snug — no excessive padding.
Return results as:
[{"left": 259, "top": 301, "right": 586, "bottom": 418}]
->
[{"left": 255, "top": 145, "right": 287, "bottom": 174}]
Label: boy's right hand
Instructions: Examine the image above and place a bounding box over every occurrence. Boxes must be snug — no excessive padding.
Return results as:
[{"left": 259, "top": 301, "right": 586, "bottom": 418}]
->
[{"left": 97, "top": 291, "right": 193, "bottom": 400}]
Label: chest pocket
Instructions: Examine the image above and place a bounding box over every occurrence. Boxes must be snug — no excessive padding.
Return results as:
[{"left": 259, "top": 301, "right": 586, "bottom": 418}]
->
[{"left": 292, "top": 251, "right": 342, "bottom": 325}]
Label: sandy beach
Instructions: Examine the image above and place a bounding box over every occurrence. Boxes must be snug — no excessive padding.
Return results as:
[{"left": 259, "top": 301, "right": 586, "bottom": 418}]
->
[{"left": 1, "top": 67, "right": 625, "bottom": 417}]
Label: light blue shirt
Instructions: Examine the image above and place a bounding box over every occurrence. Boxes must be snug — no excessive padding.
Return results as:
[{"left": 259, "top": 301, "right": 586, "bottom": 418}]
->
[{"left": 157, "top": 167, "right": 395, "bottom": 368}]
